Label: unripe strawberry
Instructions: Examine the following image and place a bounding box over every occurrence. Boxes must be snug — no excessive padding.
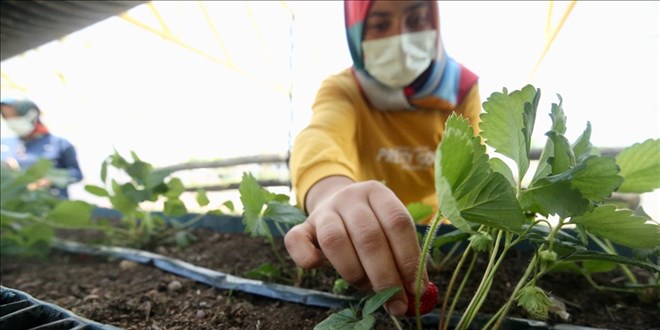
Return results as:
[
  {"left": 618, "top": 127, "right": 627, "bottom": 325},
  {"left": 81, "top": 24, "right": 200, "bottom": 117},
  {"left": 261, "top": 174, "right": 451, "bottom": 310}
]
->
[
  {"left": 517, "top": 286, "right": 551, "bottom": 320},
  {"left": 405, "top": 282, "right": 439, "bottom": 317}
]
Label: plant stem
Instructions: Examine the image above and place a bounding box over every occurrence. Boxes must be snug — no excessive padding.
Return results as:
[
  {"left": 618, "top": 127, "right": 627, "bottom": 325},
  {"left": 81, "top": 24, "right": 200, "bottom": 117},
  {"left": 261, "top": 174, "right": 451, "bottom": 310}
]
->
[
  {"left": 438, "top": 246, "right": 470, "bottom": 330},
  {"left": 415, "top": 212, "right": 443, "bottom": 330},
  {"left": 455, "top": 230, "right": 503, "bottom": 329},
  {"left": 177, "top": 212, "right": 208, "bottom": 228},
  {"left": 436, "top": 241, "right": 462, "bottom": 271},
  {"left": 481, "top": 302, "right": 507, "bottom": 330},
  {"left": 389, "top": 313, "right": 404, "bottom": 330},
  {"left": 487, "top": 219, "right": 570, "bottom": 329},
  {"left": 583, "top": 273, "right": 640, "bottom": 293},
  {"left": 442, "top": 251, "right": 477, "bottom": 330},
  {"left": 546, "top": 217, "right": 566, "bottom": 253},
  {"left": 491, "top": 253, "right": 538, "bottom": 329}
]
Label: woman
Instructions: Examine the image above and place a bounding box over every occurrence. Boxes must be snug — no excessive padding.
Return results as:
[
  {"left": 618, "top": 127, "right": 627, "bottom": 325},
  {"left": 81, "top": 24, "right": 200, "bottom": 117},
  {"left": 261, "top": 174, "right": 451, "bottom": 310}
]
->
[
  {"left": 285, "top": 0, "right": 481, "bottom": 316},
  {"left": 1, "top": 98, "right": 83, "bottom": 199}
]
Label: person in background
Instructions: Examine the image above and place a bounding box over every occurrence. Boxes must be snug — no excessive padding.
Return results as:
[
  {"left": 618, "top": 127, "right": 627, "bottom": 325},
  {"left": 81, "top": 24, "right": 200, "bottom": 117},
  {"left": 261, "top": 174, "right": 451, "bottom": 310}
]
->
[
  {"left": 1, "top": 98, "right": 83, "bottom": 199},
  {"left": 284, "top": 0, "right": 482, "bottom": 317}
]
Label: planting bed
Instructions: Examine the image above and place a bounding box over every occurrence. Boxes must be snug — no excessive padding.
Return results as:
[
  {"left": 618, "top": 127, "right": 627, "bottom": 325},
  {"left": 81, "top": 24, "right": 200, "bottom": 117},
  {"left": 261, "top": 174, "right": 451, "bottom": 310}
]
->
[{"left": 1, "top": 228, "right": 658, "bottom": 330}]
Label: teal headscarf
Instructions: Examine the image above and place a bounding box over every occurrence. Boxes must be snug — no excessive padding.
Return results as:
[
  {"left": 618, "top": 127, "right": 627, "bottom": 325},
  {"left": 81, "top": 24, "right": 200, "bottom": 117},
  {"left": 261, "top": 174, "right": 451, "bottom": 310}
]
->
[{"left": 0, "top": 98, "right": 41, "bottom": 116}]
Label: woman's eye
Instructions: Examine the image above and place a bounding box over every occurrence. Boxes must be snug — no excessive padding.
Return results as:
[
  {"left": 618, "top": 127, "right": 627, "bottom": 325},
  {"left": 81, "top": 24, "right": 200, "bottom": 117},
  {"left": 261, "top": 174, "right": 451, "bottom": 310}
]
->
[
  {"left": 406, "top": 14, "right": 431, "bottom": 30},
  {"left": 367, "top": 21, "right": 390, "bottom": 33}
]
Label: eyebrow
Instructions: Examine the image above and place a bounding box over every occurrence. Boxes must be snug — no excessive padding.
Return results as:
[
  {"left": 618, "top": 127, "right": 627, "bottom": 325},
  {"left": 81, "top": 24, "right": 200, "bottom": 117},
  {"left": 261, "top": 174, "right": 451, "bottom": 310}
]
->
[{"left": 366, "top": 2, "right": 430, "bottom": 18}]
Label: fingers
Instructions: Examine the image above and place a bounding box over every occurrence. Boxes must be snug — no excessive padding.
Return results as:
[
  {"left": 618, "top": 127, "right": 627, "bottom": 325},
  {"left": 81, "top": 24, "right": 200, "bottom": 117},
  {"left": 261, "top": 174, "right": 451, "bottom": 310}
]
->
[
  {"left": 286, "top": 209, "right": 370, "bottom": 290},
  {"left": 284, "top": 221, "right": 325, "bottom": 269},
  {"left": 342, "top": 206, "right": 399, "bottom": 291},
  {"left": 367, "top": 185, "right": 429, "bottom": 294},
  {"left": 284, "top": 180, "right": 426, "bottom": 317},
  {"left": 315, "top": 211, "right": 370, "bottom": 290},
  {"left": 340, "top": 199, "right": 410, "bottom": 316}
]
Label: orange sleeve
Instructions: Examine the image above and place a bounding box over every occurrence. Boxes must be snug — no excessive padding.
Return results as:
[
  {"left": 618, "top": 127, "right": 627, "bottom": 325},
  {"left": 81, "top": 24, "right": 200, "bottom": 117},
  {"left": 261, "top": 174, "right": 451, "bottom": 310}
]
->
[{"left": 289, "top": 72, "right": 361, "bottom": 211}]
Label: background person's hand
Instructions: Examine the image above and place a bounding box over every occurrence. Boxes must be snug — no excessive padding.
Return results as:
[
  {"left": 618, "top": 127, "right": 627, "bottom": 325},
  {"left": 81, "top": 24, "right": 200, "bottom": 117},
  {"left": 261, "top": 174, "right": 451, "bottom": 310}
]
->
[
  {"left": 284, "top": 176, "right": 429, "bottom": 317},
  {"left": 27, "top": 177, "right": 51, "bottom": 191},
  {"left": 2, "top": 157, "right": 20, "bottom": 171}
]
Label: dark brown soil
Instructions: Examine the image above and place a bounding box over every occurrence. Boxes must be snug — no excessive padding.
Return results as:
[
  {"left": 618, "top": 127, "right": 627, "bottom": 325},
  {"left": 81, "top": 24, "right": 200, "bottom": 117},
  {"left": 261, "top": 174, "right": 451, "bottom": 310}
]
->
[{"left": 1, "top": 229, "right": 658, "bottom": 330}]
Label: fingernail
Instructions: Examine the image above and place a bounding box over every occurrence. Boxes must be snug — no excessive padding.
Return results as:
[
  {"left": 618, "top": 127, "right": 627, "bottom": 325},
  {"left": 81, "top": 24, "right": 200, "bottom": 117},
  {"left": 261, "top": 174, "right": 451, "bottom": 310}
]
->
[{"left": 386, "top": 299, "right": 407, "bottom": 316}]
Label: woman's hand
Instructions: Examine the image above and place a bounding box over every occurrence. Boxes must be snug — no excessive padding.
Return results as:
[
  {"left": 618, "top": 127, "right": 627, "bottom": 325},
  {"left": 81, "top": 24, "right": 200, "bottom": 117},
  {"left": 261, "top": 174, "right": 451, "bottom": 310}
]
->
[{"left": 284, "top": 176, "right": 428, "bottom": 317}]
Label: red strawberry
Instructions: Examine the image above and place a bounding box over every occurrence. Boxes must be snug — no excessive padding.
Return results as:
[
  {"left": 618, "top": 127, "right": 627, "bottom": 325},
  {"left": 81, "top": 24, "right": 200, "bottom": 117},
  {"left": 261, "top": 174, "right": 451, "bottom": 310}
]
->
[{"left": 405, "top": 282, "right": 439, "bottom": 317}]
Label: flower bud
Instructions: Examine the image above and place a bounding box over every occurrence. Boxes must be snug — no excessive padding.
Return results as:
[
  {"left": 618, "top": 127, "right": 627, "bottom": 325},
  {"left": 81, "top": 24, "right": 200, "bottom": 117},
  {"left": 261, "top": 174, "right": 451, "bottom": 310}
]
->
[
  {"left": 539, "top": 250, "right": 557, "bottom": 262},
  {"left": 538, "top": 250, "right": 558, "bottom": 272},
  {"left": 468, "top": 232, "right": 492, "bottom": 252}
]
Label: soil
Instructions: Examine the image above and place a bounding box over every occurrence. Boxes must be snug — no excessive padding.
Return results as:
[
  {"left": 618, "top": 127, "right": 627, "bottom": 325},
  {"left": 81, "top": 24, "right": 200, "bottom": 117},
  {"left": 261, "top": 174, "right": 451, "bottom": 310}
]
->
[{"left": 1, "top": 228, "right": 658, "bottom": 330}]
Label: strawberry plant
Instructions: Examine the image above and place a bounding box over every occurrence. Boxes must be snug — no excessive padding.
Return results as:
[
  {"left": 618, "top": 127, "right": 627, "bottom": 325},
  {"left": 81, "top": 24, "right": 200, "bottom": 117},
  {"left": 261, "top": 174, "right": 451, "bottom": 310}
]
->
[
  {"left": 315, "top": 287, "right": 403, "bottom": 330},
  {"left": 412, "top": 85, "right": 659, "bottom": 330},
  {"left": 1, "top": 158, "right": 98, "bottom": 256},
  {"left": 238, "top": 171, "right": 306, "bottom": 280},
  {"left": 84, "top": 150, "right": 210, "bottom": 249}
]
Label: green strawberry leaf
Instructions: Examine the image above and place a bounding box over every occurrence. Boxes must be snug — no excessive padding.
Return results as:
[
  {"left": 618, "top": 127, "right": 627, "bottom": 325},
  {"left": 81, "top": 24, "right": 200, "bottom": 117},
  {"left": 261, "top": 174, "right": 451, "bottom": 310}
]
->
[
  {"left": 561, "top": 249, "right": 660, "bottom": 273},
  {"left": 196, "top": 188, "right": 210, "bottom": 207},
  {"left": 313, "top": 309, "right": 358, "bottom": 330},
  {"left": 436, "top": 114, "right": 525, "bottom": 233},
  {"left": 616, "top": 138, "right": 660, "bottom": 193},
  {"left": 47, "top": 201, "right": 94, "bottom": 227},
  {"left": 126, "top": 160, "right": 152, "bottom": 186},
  {"left": 84, "top": 184, "right": 109, "bottom": 197},
  {"left": 549, "top": 97, "right": 567, "bottom": 134},
  {"left": 436, "top": 175, "right": 472, "bottom": 233},
  {"left": 165, "top": 177, "right": 185, "bottom": 198},
  {"left": 531, "top": 97, "right": 569, "bottom": 183},
  {"left": 458, "top": 173, "right": 526, "bottom": 231},
  {"left": 239, "top": 172, "right": 269, "bottom": 239},
  {"left": 572, "top": 122, "right": 594, "bottom": 163},
  {"left": 569, "top": 204, "right": 659, "bottom": 249},
  {"left": 566, "top": 156, "right": 622, "bottom": 202},
  {"left": 263, "top": 202, "right": 306, "bottom": 225},
  {"left": 22, "top": 223, "right": 54, "bottom": 247},
  {"left": 406, "top": 202, "right": 434, "bottom": 223},
  {"left": 223, "top": 200, "right": 235, "bottom": 212},
  {"left": 546, "top": 131, "right": 575, "bottom": 175},
  {"left": 480, "top": 85, "right": 539, "bottom": 181},
  {"left": 546, "top": 156, "right": 623, "bottom": 202},
  {"left": 100, "top": 158, "right": 108, "bottom": 182},
  {"left": 363, "top": 287, "right": 401, "bottom": 316},
  {"left": 146, "top": 169, "right": 172, "bottom": 190},
  {"left": 489, "top": 158, "right": 516, "bottom": 189},
  {"left": 164, "top": 198, "right": 187, "bottom": 217},
  {"left": 522, "top": 90, "right": 541, "bottom": 159},
  {"left": 521, "top": 179, "right": 591, "bottom": 218},
  {"left": 110, "top": 180, "right": 138, "bottom": 215}
]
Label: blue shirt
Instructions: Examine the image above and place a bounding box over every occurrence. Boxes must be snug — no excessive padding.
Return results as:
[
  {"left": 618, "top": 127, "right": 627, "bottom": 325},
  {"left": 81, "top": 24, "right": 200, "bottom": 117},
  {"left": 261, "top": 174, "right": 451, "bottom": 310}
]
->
[{"left": 1, "top": 133, "right": 83, "bottom": 199}]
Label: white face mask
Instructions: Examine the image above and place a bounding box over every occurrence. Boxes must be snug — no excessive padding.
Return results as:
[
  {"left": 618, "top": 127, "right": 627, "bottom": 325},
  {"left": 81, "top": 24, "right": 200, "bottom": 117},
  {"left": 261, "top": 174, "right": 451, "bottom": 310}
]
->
[
  {"left": 362, "top": 30, "right": 438, "bottom": 88},
  {"left": 5, "top": 109, "right": 38, "bottom": 137}
]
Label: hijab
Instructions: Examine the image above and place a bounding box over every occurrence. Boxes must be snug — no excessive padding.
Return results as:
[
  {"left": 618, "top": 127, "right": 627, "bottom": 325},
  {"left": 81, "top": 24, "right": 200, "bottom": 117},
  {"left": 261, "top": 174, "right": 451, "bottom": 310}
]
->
[
  {"left": 344, "top": 0, "right": 478, "bottom": 111},
  {"left": 0, "top": 98, "right": 49, "bottom": 139}
]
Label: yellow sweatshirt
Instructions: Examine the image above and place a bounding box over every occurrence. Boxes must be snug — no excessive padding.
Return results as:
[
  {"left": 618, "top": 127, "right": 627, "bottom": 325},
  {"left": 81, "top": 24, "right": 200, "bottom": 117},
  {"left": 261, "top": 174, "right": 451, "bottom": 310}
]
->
[{"left": 290, "top": 68, "right": 482, "bottom": 216}]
